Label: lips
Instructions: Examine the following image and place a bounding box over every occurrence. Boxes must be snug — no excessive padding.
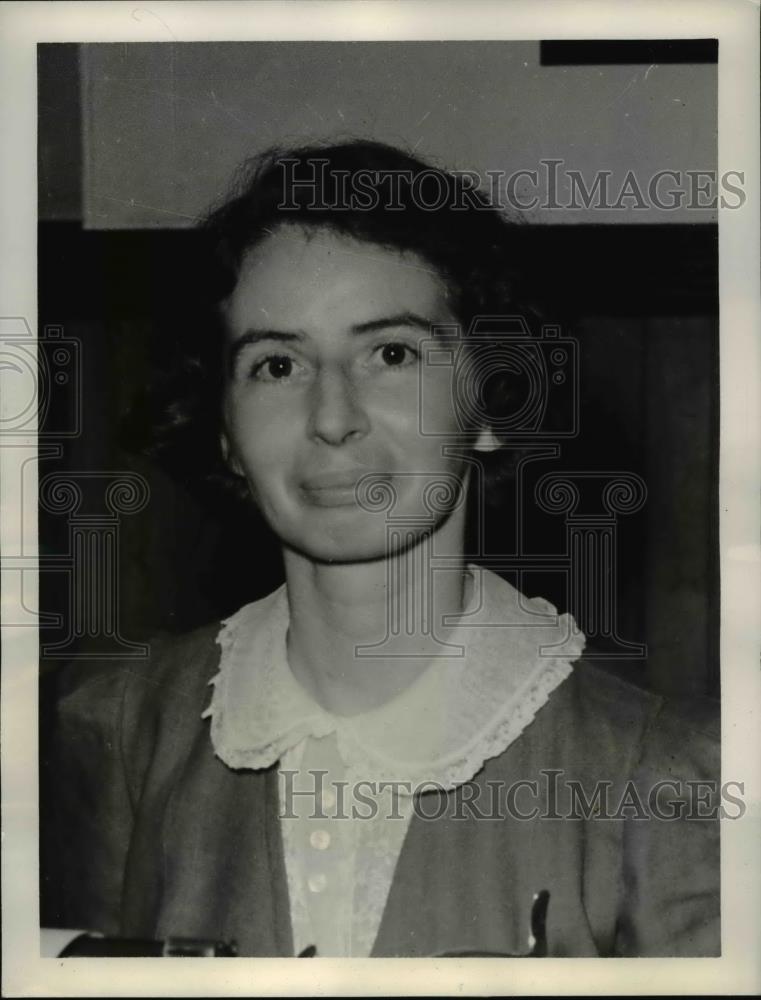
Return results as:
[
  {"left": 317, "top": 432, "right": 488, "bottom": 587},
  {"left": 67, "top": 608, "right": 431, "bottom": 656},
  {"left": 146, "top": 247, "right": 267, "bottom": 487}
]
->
[
  {"left": 302, "top": 470, "right": 365, "bottom": 490},
  {"left": 300, "top": 469, "right": 387, "bottom": 508},
  {"left": 300, "top": 470, "right": 366, "bottom": 507}
]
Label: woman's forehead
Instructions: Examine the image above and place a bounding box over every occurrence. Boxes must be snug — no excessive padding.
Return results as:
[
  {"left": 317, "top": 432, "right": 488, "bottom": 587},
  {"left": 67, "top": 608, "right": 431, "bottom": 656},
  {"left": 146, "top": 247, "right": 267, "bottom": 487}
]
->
[{"left": 226, "top": 225, "right": 456, "bottom": 335}]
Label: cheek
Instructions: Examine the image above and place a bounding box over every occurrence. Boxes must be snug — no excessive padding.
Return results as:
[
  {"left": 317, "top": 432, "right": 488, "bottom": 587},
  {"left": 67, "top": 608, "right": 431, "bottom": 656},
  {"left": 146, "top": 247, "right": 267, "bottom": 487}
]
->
[
  {"left": 224, "top": 394, "right": 298, "bottom": 474},
  {"left": 370, "top": 367, "right": 458, "bottom": 424},
  {"left": 414, "top": 367, "right": 464, "bottom": 438}
]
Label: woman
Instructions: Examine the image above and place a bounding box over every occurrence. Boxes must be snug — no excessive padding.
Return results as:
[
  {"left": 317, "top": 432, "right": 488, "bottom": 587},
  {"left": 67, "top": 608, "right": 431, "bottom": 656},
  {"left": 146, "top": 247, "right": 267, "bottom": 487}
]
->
[{"left": 51, "top": 141, "right": 720, "bottom": 957}]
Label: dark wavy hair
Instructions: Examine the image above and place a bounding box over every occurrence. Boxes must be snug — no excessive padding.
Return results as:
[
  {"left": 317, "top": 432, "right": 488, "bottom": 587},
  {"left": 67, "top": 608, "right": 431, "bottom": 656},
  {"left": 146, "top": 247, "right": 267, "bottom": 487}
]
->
[{"left": 129, "top": 139, "right": 543, "bottom": 504}]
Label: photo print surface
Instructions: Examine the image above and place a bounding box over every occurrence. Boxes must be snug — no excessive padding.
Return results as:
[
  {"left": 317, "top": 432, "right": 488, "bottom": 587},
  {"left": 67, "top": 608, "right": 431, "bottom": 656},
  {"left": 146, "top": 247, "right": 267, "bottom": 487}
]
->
[{"left": 34, "top": 37, "right": 725, "bottom": 962}]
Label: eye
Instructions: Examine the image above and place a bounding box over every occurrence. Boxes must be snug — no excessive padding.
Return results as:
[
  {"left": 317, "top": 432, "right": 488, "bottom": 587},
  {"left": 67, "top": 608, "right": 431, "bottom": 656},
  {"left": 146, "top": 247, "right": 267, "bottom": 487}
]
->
[
  {"left": 375, "top": 342, "right": 419, "bottom": 369},
  {"left": 250, "top": 354, "right": 299, "bottom": 382}
]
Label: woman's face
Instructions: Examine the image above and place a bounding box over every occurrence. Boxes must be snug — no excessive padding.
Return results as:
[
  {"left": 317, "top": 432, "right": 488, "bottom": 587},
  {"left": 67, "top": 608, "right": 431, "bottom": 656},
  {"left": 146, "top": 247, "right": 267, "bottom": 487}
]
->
[{"left": 221, "top": 225, "right": 486, "bottom": 564}]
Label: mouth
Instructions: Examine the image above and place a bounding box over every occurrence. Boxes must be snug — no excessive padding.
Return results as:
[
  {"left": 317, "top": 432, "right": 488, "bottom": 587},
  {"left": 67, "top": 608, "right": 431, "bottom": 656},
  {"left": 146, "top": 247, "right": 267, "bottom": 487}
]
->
[
  {"left": 300, "top": 470, "right": 388, "bottom": 508},
  {"left": 300, "top": 470, "right": 363, "bottom": 508}
]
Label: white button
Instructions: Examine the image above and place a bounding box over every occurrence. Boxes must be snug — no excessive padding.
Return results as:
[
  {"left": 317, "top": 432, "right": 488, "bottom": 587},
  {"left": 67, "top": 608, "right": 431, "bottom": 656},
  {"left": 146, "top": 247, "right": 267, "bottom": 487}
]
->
[
  {"left": 307, "top": 873, "right": 327, "bottom": 894},
  {"left": 321, "top": 789, "right": 336, "bottom": 810},
  {"left": 310, "top": 830, "right": 330, "bottom": 851}
]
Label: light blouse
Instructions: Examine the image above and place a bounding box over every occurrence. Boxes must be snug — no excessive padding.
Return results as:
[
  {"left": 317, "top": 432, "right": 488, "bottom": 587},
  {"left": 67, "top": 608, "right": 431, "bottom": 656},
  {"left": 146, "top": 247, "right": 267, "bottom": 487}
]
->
[{"left": 202, "top": 567, "right": 585, "bottom": 956}]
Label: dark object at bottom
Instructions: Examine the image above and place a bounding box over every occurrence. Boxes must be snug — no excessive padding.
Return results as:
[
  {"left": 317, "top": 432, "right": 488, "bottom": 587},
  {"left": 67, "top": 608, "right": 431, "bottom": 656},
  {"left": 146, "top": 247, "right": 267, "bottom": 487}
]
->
[
  {"left": 56, "top": 892, "right": 549, "bottom": 959},
  {"left": 58, "top": 935, "right": 238, "bottom": 957}
]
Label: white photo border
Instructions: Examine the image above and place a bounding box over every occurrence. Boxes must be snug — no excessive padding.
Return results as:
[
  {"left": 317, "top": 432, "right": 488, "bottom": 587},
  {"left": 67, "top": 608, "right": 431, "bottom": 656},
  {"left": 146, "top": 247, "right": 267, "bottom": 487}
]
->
[{"left": 1, "top": 1, "right": 759, "bottom": 995}]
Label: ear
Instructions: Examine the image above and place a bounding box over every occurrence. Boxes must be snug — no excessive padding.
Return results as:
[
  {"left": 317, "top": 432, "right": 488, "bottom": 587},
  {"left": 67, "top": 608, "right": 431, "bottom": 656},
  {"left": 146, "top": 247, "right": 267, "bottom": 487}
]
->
[
  {"left": 474, "top": 424, "right": 501, "bottom": 453},
  {"left": 220, "top": 432, "right": 245, "bottom": 477}
]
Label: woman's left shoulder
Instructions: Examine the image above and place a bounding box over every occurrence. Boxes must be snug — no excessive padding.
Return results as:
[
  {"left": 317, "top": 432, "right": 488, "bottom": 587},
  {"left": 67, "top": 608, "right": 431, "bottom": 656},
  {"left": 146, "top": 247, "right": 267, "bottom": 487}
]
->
[{"left": 532, "top": 657, "right": 720, "bottom": 783}]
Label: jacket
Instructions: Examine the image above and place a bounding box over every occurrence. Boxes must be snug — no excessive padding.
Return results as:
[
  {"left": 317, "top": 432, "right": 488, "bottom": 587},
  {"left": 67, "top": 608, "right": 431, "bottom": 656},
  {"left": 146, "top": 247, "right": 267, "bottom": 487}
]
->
[{"left": 47, "top": 622, "right": 721, "bottom": 957}]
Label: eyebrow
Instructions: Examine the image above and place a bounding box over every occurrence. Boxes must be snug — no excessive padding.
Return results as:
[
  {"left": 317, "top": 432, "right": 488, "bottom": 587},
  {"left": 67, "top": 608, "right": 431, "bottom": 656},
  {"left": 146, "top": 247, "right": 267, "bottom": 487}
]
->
[
  {"left": 227, "top": 312, "right": 439, "bottom": 371},
  {"left": 352, "top": 312, "right": 435, "bottom": 335}
]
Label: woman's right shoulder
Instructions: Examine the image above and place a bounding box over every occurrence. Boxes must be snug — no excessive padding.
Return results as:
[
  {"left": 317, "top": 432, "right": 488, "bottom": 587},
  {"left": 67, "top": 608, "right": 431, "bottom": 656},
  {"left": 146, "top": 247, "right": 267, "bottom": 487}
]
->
[{"left": 56, "top": 620, "right": 224, "bottom": 742}]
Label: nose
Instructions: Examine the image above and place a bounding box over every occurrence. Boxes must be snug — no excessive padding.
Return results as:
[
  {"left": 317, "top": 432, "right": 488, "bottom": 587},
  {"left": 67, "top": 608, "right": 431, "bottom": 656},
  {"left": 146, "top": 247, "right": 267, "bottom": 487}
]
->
[{"left": 309, "top": 367, "right": 370, "bottom": 446}]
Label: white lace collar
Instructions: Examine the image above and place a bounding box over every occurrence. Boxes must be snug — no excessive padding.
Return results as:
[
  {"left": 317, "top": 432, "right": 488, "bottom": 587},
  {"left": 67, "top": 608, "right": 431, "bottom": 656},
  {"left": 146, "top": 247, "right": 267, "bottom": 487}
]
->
[{"left": 202, "top": 567, "right": 585, "bottom": 792}]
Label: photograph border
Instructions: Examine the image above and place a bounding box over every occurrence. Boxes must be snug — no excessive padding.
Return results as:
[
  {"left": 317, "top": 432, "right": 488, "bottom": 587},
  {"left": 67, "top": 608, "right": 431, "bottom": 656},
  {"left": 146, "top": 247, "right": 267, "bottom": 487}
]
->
[{"left": 2, "top": 1, "right": 759, "bottom": 995}]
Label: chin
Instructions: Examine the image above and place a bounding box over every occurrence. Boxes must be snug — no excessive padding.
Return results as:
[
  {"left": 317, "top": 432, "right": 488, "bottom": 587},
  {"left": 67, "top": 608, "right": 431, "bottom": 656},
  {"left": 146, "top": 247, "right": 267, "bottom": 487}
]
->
[
  {"left": 284, "top": 519, "right": 434, "bottom": 566},
  {"left": 286, "top": 537, "right": 393, "bottom": 565}
]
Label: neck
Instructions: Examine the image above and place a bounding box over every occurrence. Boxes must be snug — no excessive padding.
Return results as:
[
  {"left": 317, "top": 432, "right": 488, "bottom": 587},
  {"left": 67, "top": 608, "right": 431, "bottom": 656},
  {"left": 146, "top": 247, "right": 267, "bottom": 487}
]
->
[{"left": 283, "top": 514, "right": 470, "bottom": 717}]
